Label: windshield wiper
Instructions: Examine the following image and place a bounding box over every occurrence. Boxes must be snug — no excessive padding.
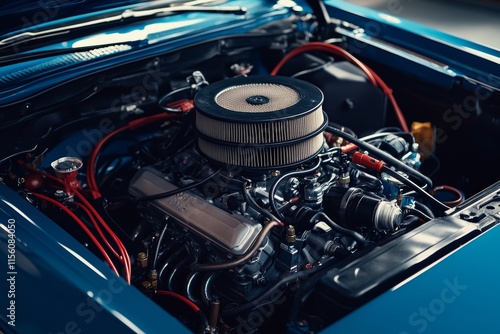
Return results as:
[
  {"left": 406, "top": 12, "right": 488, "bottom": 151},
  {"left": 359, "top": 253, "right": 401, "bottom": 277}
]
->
[{"left": 0, "top": 4, "right": 247, "bottom": 49}]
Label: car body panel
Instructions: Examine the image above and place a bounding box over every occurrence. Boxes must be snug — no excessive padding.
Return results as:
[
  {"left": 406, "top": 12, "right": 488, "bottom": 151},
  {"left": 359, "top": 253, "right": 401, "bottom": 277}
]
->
[
  {"left": 0, "top": 0, "right": 293, "bottom": 105},
  {"left": 324, "top": 0, "right": 500, "bottom": 91},
  {"left": 0, "top": 1, "right": 499, "bottom": 333},
  {"left": 0, "top": 183, "right": 191, "bottom": 333},
  {"left": 0, "top": 1, "right": 186, "bottom": 37},
  {"left": 324, "top": 223, "right": 500, "bottom": 334}
]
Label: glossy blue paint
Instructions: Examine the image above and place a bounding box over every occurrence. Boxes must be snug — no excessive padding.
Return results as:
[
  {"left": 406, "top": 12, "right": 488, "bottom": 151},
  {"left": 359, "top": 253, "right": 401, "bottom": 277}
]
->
[
  {"left": 0, "top": 183, "right": 191, "bottom": 333},
  {"left": 320, "top": 224, "right": 500, "bottom": 334},
  {"left": 1, "top": 2, "right": 499, "bottom": 333},
  {"left": 0, "top": 1, "right": 294, "bottom": 105},
  {"left": 0, "top": 1, "right": 145, "bottom": 36},
  {"left": 324, "top": 0, "right": 500, "bottom": 90}
]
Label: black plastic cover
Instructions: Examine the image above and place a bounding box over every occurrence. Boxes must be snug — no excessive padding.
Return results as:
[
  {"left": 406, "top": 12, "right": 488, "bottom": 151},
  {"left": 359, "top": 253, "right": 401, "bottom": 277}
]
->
[{"left": 319, "top": 215, "right": 480, "bottom": 306}]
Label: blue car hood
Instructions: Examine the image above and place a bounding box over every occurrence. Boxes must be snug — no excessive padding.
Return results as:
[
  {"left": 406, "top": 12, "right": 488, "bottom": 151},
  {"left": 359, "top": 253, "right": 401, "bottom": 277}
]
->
[
  {"left": 322, "top": 0, "right": 500, "bottom": 90},
  {"left": 0, "top": 0, "right": 498, "bottom": 90},
  {"left": 0, "top": 1, "right": 140, "bottom": 36}
]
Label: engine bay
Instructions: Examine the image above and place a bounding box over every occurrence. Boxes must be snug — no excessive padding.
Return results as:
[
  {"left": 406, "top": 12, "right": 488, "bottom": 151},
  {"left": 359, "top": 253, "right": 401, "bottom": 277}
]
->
[{"left": 1, "top": 12, "right": 500, "bottom": 333}]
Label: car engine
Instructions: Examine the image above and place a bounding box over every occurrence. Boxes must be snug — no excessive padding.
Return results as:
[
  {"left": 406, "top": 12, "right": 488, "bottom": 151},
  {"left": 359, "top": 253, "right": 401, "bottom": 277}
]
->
[{"left": 2, "top": 15, "right": 499, "bottom": 333}]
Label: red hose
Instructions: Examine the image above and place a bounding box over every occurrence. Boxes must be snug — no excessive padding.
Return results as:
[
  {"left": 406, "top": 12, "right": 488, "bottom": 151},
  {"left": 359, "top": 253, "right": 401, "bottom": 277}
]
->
[
  {"left": 32, "top": 192, "right": 120, "bottom": 277},
  {"left": 86, "top": 113, "right": 181, "bottom": 199},
  {"left": 431, "top": 185, "right": 463, "bottom": 207},
  {"left": 68, "top": 201, "right": 121, "bottom": 259},
  {"left": 22, "top": 165, "right": 132, "bottom": 283},
  {"left": 271, "top": 42, "right": 409, "bottom": 132},
  {"left": 155, "top": 290, "right": 201, "bottom": 313},
  {"left": 71, "top": 188, "right": 132, "bottom": 283}
]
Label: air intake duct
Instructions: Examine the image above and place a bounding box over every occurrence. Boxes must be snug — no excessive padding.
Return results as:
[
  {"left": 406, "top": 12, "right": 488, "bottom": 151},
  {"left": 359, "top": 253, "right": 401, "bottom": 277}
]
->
[{"left": 194, "top": 75, "right": 327, "bottom": 169}]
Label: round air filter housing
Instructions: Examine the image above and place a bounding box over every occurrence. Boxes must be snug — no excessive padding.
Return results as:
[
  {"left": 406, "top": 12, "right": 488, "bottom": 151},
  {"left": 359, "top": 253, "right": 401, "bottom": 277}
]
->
[{"left": 194, "top": 75, "right": 327, "bottom": 169}]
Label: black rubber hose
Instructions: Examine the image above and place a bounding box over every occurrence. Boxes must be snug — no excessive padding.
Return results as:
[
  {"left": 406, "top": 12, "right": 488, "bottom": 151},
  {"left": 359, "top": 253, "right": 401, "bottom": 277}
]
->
[
  {"left": 326, "top": 125, "right": 433, "bottom": 189},
  {"left": 357, "top": 170, "right": 384, "bottom": 192},
  {"left": 381, "top": 166, "right": 449, "bottom": 214},
  {"left": 243, "top": 186, "right": 280, "bottom": 222},
  {"left": 191, "top": 220, "right": 282, "bottom": 272},
  {"left": 269, "top": 158, "right": 322, "bottom": 221},
  {"left": 404, "top": 207, "right": 433, "bottom": 222},
  {"left": 414, "top": 201, "right": 435, "bottom": 219},
  {"left": 312, "top": 211, "right": 367, "bottom": 246},
  {"left": 359, "top": 131, "right": 415, "bottom": 145}
]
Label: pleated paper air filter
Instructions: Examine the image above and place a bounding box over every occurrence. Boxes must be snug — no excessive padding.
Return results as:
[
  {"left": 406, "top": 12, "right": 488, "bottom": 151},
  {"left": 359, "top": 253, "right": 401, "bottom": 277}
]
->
[{"left": 194, "top": 76, "right": 327, "bottom": 169}]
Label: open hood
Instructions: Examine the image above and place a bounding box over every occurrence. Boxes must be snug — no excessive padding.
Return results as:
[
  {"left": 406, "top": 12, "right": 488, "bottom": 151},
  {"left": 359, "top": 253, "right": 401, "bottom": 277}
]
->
[
  {"left": 0, "top": 0, "right": 498, "bottom": 101},
  {"left": 1, "top": 1, "right": 500, "bottom": 334},
  {"left": 0, "top": 0, "right": 151, "bottom": 36},
  {"left": 323, "top": 0, "right": 500, "bottom": 90}
]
